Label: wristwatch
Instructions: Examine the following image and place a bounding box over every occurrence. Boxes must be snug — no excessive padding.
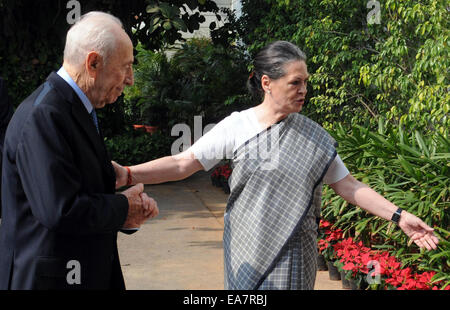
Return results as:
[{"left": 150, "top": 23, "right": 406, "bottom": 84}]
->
[{"left": 391, "top": 207, "right": 403, "bottom": 224}]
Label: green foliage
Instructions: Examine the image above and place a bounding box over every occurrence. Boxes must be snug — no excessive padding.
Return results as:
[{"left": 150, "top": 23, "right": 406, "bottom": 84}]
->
[
  {"left": 104, "top": 129, "right": 174, "bottom": 166},
  {"left": 2, "top": 0, "right": 448, "bottom": 284},
  {"left": 322, "top": 120, "right": 449, "bottom": 277},
  {"left": 0, "top": 0, "right": 220, "bottom": 108},
  {"left": 358, "top": 0, "right": 449, "bottom": 135},
  {"left": 233, "top": 0, "right": 449, "bottom": 287},
  {"left": 136, "top": 0, "right": 222, "bottom": 50},
  {"left": 0, "top": 0, "right": 67, "bottom": 106},
  {"left": 123, "top": 38, "right": 253, "bottom": 133},
  {"left": 236, "top": 0, "right": 449, "bottom": 134}
]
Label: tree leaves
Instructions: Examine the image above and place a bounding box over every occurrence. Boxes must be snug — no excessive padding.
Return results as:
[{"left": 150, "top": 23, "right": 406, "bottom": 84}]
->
[
  {"left": 237, "top": 0, "right": 449, "bottom": 136},
  {"left": 0, "top": 0, "right": 220, "bottom": 106}
]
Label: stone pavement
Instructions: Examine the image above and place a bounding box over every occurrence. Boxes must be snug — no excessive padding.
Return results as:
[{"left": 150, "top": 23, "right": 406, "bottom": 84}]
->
[{"left": 117, "top": 171, "right": 342, "bottom": 290}]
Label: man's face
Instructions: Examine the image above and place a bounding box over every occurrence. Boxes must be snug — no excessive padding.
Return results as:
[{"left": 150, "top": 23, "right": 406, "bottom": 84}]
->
[{"left": 92, "top": 34, "right": 134, "bottom": 108}]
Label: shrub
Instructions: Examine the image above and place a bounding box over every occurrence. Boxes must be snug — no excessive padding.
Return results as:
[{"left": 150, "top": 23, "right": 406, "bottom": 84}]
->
[
  {"left": 0, "top": 0, "right": 220, "bottom": 107},
  {"left": 321, "top": 120, "right": 449, "bottom": 288},
  {"left": 234, "top": 0, "right": 449, "bottom": 134},
  {"left": 104, "top": 129, "right": 174, "bottom": 166},
  {"left": 123, "top": 39, "right": 253, "bottom": 135}
]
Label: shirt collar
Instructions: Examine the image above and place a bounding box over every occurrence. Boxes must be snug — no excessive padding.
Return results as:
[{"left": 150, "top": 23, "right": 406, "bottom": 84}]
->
[{"left": 57, "top": 67, "right": 94, "bottom": 114}]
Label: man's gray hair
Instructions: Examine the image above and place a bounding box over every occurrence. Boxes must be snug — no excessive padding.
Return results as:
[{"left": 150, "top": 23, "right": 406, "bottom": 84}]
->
[{"left": 64, "top": 11, "right": 124, "bottom": 67}]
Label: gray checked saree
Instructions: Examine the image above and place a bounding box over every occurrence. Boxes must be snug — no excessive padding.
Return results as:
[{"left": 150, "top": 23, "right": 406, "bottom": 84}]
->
[{"left": 223, "top": 113, "right": 337, "bottom": 290}]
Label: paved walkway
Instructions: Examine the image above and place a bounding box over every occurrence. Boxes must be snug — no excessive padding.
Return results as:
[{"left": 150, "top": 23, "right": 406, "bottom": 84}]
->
[{"left": 117, "top": 171, "right": 342, "bottom": 290}]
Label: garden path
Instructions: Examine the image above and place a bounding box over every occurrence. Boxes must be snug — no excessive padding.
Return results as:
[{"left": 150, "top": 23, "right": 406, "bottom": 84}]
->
[{"left": 118, "top": 171, "right": 343, "bottom": 290}]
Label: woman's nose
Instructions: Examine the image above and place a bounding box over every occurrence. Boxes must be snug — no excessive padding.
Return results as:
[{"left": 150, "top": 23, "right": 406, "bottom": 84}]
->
[{"left": 298, "top": 84, "right": 306, "bottom": 94}]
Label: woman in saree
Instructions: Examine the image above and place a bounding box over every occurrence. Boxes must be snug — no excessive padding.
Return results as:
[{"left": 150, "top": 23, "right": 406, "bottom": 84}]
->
[{"left": 113, "top": 41, "right": 439, "bottom": 290}]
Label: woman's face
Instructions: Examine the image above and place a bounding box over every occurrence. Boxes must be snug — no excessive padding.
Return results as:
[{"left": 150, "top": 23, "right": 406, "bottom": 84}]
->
[{"left": 263, "top": 60, "right": 309, "bottom": 114}]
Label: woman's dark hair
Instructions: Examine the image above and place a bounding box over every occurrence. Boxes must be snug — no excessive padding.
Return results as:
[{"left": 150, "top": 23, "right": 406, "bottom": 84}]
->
[{"left": 247, "top": 41, "right": 307, "bottom": 99}]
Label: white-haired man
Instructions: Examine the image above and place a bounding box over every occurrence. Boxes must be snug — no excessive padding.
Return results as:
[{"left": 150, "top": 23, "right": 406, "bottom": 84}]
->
[{"left": 0, "top": 11, "right": 158, "bottom": 290}]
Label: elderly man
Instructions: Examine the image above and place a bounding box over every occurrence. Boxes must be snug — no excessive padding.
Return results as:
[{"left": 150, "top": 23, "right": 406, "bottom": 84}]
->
[{"left": 0, "top": 12, "right": 158, "bottom": 290}]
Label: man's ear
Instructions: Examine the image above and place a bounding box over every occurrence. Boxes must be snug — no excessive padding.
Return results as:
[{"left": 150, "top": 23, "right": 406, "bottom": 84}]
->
[{"left": 86, "top": 51, "right": 102, "bottom": 78}]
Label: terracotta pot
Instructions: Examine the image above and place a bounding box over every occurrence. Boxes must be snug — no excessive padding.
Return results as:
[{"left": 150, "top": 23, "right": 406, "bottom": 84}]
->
[
  {"left": 326, "top": 261, "right": 341, "bottom": 281},
  {"left": 317, "top": 254, "right": 328, "bottom": 271},
  {"left": 144, "top": 125, "right": 158, "bottom": 134},
  {"left": 133, "top": 124, "right": 145, "bottom": 131}
]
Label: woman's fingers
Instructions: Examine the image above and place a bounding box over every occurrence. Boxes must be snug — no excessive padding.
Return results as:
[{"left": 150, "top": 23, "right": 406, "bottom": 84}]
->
[{"left": 414, "top": 232, "right": 438, "bottom": 250}]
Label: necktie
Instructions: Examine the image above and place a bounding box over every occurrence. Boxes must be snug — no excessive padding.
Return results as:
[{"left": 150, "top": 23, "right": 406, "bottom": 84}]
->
[{"left": 90, "top": 109, "right": 100, "bottom": 134}]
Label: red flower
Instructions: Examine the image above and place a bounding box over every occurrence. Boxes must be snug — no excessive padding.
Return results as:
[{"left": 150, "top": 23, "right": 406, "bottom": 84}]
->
[
  {"left": 317, "top": 221, "right": 445, "bottom": 290},
  {"left": 318, "top": 239, "right": 329, "bottom": 253},
  {"left": 319, "top": 220, "right": 331, "bottom": 228},
  {"left": 343, "top": 262, "right": 356, "bottom": 271}
]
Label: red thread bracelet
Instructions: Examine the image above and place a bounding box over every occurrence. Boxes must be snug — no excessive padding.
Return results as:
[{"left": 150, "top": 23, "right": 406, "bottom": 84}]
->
[{"left": 125, "top": 166, "right": 132, "bottom": 186}]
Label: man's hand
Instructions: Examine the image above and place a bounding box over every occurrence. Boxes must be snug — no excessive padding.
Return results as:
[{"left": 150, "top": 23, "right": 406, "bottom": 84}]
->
[
  {"left": 140, "top": 191, "right": 159, "bottom": 220},
  {"left": 121, "top": 183, "right": 158, "bottom": 229},
  {"left": 112, "top": 160, "right": 128, "bottom": 189}
]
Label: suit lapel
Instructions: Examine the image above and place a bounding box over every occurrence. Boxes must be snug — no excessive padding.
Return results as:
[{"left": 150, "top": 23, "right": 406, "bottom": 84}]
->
[{"left": 46, "top": 73, "right": 115, "bottom": 186}]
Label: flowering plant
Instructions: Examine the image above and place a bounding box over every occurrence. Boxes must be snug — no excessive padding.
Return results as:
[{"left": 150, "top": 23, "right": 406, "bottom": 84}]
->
[
  {"left": 210, "top": 163, "right": 232, "bottom": 193},
  {"left": 333, "top": 237, "right": 372, "bottom": 289},
  {"left": 331, "top": 236, "right": 448, "bottom": 290},
  {"left": 317, "top": 220, "right": 343, "bottom": 262},
  {"left": 318, "top": 219, "right": 449, "bottom": 290}
]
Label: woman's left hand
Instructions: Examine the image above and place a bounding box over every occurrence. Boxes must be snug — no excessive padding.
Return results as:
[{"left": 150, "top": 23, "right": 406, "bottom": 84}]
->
[{"left": 398, "top": 211, "right": 440, "bottom": 250}]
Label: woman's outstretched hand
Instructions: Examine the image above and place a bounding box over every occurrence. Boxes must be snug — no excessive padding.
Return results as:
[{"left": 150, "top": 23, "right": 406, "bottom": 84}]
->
[
  {"left": 398, "top": 211, "right": 439, "bottom": 250},
  {"left": 330, "top": 174, "right": 440, "bottom": 251},
  {"left": 112, "top": 161, "right": 128, "bottom": 189}
]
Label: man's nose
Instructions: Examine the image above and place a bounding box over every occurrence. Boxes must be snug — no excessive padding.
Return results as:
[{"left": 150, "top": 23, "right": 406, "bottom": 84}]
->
[{"left": 125, "top": 68, "right": 134, "bottom": 86}]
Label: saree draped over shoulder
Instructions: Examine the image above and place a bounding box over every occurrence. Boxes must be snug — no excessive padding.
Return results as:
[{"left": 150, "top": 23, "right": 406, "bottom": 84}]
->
[{"left": 223, "top": 113, "right": 337, "bottom": 290}]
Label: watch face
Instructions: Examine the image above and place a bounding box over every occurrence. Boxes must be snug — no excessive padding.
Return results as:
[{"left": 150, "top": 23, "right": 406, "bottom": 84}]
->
[
  {"left": 391, "top": 208, "right": 402, "bottom": 223},
  {"left": 391, "top": 213, "right": 400, "bottom": 223}
]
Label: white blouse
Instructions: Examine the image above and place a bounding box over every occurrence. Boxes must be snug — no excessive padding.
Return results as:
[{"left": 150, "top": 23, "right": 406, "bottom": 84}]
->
[{"left": 190, "top": 108, "right": 349, "bottom": 185}]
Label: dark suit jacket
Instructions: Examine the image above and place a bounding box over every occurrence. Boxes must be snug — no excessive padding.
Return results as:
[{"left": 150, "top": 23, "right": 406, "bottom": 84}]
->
[
  {"left": 0, "top": 72, "right": 129, "bottom": 290},
  {"left": 0, "top": 77, "right": 14, "bottom": 217}
]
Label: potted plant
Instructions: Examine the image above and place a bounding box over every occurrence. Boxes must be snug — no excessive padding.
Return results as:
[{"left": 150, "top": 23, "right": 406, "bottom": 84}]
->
[
  {"left": 144, "top": 125, "right": 158, "bottom": 134},
  {"left": 317, "top": 220, "right": 331, "bottom": 271},
  {"left": 220, "top": 164, "right": 232, "bottom": 194},
  {"left": 210, "top": 163, "right": 232, "bottom": 194},
  {"left": 318, "top": 223, "right": 343, "bottom": 281},
  {"left": 133, "top": 124, "right": 145, "bottom": 131},
  {"left": 334, "top": 237, "right": 372, "bottom": 290},
  {"left": 210, "top": 168, "right": 221, "bottom": 187}
]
